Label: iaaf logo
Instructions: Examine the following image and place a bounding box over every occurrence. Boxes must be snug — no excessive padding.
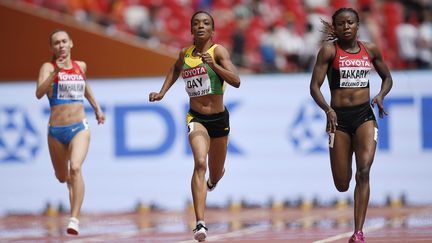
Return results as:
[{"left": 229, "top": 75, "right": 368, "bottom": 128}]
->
[
  {"left": 0, "top": 107, "right": 40, "bottom": 163},
  {"left": 59, "top": 72, "right": 84, "bottom": 81},
  {"left": 289, "top": 96, "right": 432, "bottom": 153},
  {"left": 1, "top": 96, "right": 430, "bottom": 162}
]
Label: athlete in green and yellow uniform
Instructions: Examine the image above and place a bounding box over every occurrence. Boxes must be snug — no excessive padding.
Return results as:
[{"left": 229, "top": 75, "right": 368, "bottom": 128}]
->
[
  {"left": 149, "top": 11, "right": 240, "bottom": 242},
  {"left": 182, "top": 44, "right": 225, "bottom": 97}
]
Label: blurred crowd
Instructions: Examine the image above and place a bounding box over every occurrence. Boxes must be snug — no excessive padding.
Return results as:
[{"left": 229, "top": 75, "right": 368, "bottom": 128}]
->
[{"left": 21, "top": 0, "right": 432, "bottom": 73}]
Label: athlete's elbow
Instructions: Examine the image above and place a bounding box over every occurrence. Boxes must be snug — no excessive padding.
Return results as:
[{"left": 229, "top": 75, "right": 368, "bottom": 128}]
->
[
  {"left": 310, "top": 84, "right": 320, "bottom": 96},
  {"left": 309, "top": 87, "right": 316, "bottom": 97},
  {"left": 35, "top": 91, "right": 44, "bottom": 99},
  {"left": 232, "top": 78, "right": 241, "bottom": 88}
]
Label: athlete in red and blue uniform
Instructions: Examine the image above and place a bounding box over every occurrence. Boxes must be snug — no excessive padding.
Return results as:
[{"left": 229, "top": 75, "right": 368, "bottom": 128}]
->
[
  {"left": 36, "top": 30, "right": 105, "bottom": 236},
  {"left": 47, "top": 60, "right": 88, "bottom": 144}
]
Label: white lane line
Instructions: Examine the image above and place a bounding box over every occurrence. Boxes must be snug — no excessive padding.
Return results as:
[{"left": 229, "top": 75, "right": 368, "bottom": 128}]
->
[
  {"left": 178, "top": 224, "right": 269, "bottom": 243},
  {"left": 312, "top": 223, "right": 386, "bottom": 243},
  {"left": 65, "top": 231, "right": 141, "bottom": 243},
  {"left": 178, "top": 209, "right": 352, "bottom": 243}
]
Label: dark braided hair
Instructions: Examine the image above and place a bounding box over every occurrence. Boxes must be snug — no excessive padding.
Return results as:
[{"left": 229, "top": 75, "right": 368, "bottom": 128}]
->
[{"left": 320, "top": 8, "right": 360, "bottom": 42}]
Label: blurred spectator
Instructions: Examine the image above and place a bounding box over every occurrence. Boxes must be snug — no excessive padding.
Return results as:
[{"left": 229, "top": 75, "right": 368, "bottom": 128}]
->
[
  {"left": 18, "top": 0, "right": 431, "bottom": 73},
  {"left": 298, "top": 9, "right": 327, "bottom": 71},
  {"left": 231, "top": 10, "right": 248, "bottom": 69},
  {"left": 396, "top": 12, "right": 419, "bottom": 69},
  {"left": 304, "top": 0, "right": 329, "bottom": 10},
  {"left": 272, "top": 15, "right": 303, "bottom": 72},
  {"left": 259, "top": 24, "right": 278, "bottom": 72},
  {"left": 417, "top": 8, "right": 432, "bottom": 69},
  {"left": 357, "top": 5, "right": 384, "bottom": 51},
  {"left": 123, "top": 2, "right": 149, "bottom": 35}
]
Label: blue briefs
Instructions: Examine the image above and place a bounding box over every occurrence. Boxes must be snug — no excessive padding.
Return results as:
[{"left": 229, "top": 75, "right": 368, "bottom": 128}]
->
[{"left": 48, "top": 119, "right": 89, "bottom": 145}]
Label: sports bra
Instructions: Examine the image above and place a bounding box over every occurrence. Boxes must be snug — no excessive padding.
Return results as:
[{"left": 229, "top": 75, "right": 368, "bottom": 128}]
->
[
  {"left": 327, "top": 41, "right": 372, "bottom": 90},
  {"left": 182, "top": 44, "right": 225, "bottom": 97},
  {"left": 48, "top": 61, "right": 86, "bottom": 106}
]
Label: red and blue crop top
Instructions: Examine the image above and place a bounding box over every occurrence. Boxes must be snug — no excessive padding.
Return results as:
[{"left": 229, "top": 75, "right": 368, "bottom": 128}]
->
[{"left": 48, "top": 61, "right": 86, "bottom": 106}]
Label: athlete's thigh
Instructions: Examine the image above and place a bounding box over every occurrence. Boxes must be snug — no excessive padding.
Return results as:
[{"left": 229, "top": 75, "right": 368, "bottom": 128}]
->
[
  {"left": 188, "top": 122, "right": 210, "bottom": 163},
  {"left": 208, "top": 136, "right": 228, "bottom": 167},
  {"left": 353, "top": 121, "right": 377, "bottom": 168},
  {"left": 330, "top": 130, "right": 354, "bottom": 178},
  {"left": 68, "top": 129, "right": 90, "bottom": 167},
  {"left": 48, "top": 135, "right": 69, "bottom": 176}
]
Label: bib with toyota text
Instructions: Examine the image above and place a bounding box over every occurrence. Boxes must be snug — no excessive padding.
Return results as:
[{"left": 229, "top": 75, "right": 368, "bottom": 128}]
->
[
  {"left": 57, "top": 73, "right": 85, "bottom": 100},
  {"left": 327, "top": 41, "right": 372, "bottom": 90},
  {"left": 48, "top": 61, "right": 86, "bottom": 106},
  {"left": 182, "top": 44, "right": 225, "bottom": 97},
  {"left": 339, "top": 58, "right": 371, "bottom": 88},
  {"left": 182, "top": 65, "right": 212, "bottom": 97}
]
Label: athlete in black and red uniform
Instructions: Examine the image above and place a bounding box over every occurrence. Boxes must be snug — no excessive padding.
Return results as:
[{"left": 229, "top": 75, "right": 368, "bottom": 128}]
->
[{"left": 310, "top": 8, "right": 393, "bottom": 243}]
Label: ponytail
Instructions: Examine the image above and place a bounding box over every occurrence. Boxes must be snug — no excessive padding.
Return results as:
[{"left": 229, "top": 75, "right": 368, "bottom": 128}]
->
[{"left": 320, "top": 18, "right": 337, "bottom": 42}]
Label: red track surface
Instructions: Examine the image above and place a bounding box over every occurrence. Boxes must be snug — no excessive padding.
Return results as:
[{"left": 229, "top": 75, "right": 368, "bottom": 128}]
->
[{"left": 1, "top": 206, "right": 432, "bottom": 242}]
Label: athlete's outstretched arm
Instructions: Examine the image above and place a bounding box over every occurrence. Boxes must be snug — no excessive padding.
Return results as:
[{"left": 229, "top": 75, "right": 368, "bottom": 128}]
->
[
  {"left": 149, "top": 49, "right": 185, "bottom": 102},
  {"left": 85, "top": 84, "right": 105, "bottom": 125},
  {"left": 310, "top": 43, "right": 337, "bottom": 132},
  {"left": 77, "top": 61, "right": 105, "bottom": 125},
  {"left": 310, "top": 44, "right": 334, "bottom": 111},
  {"left": 365, "top": 42, "right": 393, "bottom": 118}
]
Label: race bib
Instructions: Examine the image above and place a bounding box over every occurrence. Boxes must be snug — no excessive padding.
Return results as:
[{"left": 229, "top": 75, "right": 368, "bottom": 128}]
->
[
  {"left": 183, "top": 66, "right": 212, "bottom": 97},
  {"left": 339, "top": 58, "right": 371, "bottom": 88},
  {"left": 57, "top": 80, "right": 85, "bottom": 100}
]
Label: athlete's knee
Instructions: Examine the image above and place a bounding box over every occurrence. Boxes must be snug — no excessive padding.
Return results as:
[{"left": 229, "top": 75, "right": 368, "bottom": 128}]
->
[
  {"left": 335, "top": 182, "right": 350, "bottom": 192},
  {"left": 333, "top": 172, "right": 352, "bottom": 192},
  {"left": 193, "top": 158, "right": 207, "bottom": 173},
  {"left": 69, "top": 163, "right": 82, "bottom": 176},
  {"left": 355, "top": 166, "right": 371, "bottom": 183},
  {"left": 55, "top": 173, "right": 68, "bottom": 183}
]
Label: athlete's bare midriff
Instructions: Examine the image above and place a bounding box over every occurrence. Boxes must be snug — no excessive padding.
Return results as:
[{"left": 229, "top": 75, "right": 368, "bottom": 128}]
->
[
  {"left": 330, "top": 88, "right": 370, "bottom": 108},
  {"left": 190, "top": 94, "right": 224, "bottom": 115},
  {"left": 49, "top": 102, "right": 86, "bottom": 126}
]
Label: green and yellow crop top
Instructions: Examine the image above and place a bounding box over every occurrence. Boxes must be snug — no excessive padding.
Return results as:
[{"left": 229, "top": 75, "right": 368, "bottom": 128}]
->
[{"left": 182, "top": 44, "right": 225, "bottom": 97}]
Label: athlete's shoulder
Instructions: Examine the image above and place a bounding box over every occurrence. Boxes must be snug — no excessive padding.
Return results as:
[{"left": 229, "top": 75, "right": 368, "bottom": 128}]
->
[
  {"left": 360, "top": 41, "right": 380, "bottom": 59},
  {"left": 321, "top": 41, "right": 336, "bottom": 52},
  {"left": 212, "top": 43, "right": 229, "bottom": 56},
  {"left": 318, "top": 41, "right": 336, "bottom": 61},
  {"left": 74, "top": 60, "right": 87, "bottom": 73},
  {"left": 360, "top": 41, "right": 377, "bottom": 51},
  {"left": 40, "top": 62, "right": 55, "bottom": 72},
  {"left": 179, "top": 46, "right": 192, "bottom": 58}
]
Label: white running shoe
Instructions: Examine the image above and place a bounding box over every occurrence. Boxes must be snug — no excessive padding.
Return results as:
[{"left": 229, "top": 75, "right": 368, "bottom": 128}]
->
[
  {"left": 193, "top": 223, "right": 208, "bottom": 242},
  {"left": 66, "top": 217, "right": 79, "bottom": 235}
]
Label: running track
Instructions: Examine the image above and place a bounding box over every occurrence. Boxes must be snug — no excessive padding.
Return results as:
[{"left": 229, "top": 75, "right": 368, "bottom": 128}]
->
[{"left": 1, "top": 205, "right": 432, "bottom": 242}]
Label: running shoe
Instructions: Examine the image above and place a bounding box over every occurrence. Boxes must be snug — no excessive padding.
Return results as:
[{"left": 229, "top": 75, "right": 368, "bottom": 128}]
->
[
  {"left": 206, "top": 168, "right": 225, "bottom": 192},
  {"left": 193, "top": 223, "right": 208, "bottom": 242},
  {"left": 66, "top": 217, "right": 79, "bottom": 235},
  {"left": 206, "top": 179, "right": 217, "bottom": 192},
  {"left": 348, "top": 230, "right": 364, "bottom": 243}
]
